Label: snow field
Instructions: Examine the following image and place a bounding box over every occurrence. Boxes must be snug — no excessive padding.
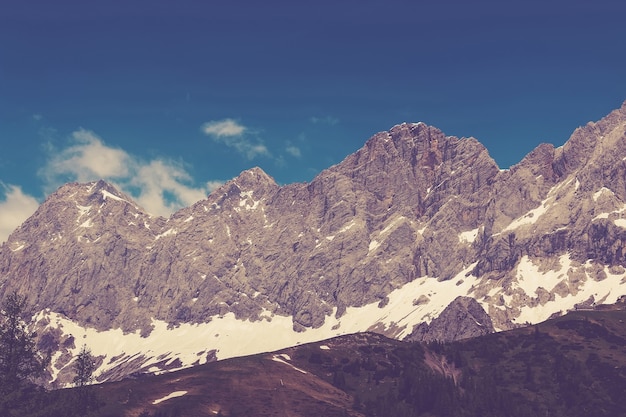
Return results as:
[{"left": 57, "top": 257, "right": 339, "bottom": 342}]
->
[
  {"left": 513, "top": 255, "right": 626, "bottom": 324},
  {"left": 37, "top": 253, "right": 625, "bottom": 385},
  {"left": 39, "top": 265, "right": 479, "bottom": 384}
]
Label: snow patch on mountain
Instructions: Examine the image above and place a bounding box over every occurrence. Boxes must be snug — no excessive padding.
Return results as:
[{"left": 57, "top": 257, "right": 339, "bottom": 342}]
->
[
  {"left": 511, "top": 256, "right": 626, "bottom": 324},
  {"left": 101, "top": 189, "right": 125, "bottom": 202},
  {"left": 37, "top": 267, "right": 481, "bottom": 384},
  {"left": 459, "top": 228, "right": 479, "bottom": 244},
  {"left": 368, "top": 216, "right": 408, "bottom": 254},
  {"left": 9, "top": 242, "right": 25, "bottom": 252},
  {"left": 79, "top": 218, "right": 94, "bottom": 228},
  {"left": 593, "top": 187, "right": 614, "bottom": 201},
  {"left": 76, "top": 204, "right": 91, "bottom": 219},
  {"left": 272, "top": 354, "right": 307, "bottom": 374},
  {"left": 593, "top": 203, "right": 626, "bottom": 221},
  {"left": 152, "top": 391, "right": 188, "bottom": 405},
  {"left": 503, "top": 199, "right": 551, "bottom": 232},
  {"left": 514, "top": 255, "right": 570, "bottom": 296},
  {"left": 155, "top": 228, "right": 177, "bottom": 239}
]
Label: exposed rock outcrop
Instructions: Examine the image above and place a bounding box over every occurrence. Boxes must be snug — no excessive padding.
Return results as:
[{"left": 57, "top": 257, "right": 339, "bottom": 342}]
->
[{"left": 406, "top": 296, "right": 494, "bottom": 342}]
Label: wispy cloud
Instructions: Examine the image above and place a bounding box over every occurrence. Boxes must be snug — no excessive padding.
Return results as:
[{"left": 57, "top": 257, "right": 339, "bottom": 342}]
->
[
  {"left": 40, "top": 129, "right": 216, "bottom": 217},
  {"left": 310, "top": 115, "right": 339, "bottom": 126},
  {"left": 0, "top": 184, "right": 40, "bottom": 243},
  {"left": 285, "top": 145, "right": 301, "bottom": 158},
  {"left": 201, "top": 119, "right": 246, "bottom": 137},
  {"left": 206, "top": 180, "right": 225, "bottom": 192},
  {"left": 130, "top": 159, "right": 208, "bottom": 216},
  {"left": 284, "top": 133, "right": 308, "bottom": 160},
  {"left": 43, "top": 129, "right": 132, "bottom": 182},
  {"left": 201, "top": 118, "right": 270, "bottom": 160}
]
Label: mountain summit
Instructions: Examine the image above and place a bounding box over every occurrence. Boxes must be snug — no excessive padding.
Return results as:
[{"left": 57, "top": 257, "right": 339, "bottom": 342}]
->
[{"left": 1, "top": 102, "right": 626, "bottom": 385}]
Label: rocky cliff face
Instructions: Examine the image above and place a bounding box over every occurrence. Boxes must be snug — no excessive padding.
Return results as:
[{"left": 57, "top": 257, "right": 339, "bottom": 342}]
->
[
  {"left": 1, "top": 102, "right": 626, "bottom": 384},
  {"left": 1, "top": 122, "right": 501, "bottom": 334},
  {"left": 406, "top": 296, "right": 494, "bottom": 342}
]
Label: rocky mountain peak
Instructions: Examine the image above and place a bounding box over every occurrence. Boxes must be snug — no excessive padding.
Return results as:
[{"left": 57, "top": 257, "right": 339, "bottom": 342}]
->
[
  {"left": 230, "top": 166, "right": 279, "bottom": 196},
  {"left": 553, "top": 100, "right": 626, "bottom": 178},
  {"left": 7, "top": 180, "right": 136, "bottom": 244},
  {"left": 362, "top": 121, "right": 484, "bottom": 172}
]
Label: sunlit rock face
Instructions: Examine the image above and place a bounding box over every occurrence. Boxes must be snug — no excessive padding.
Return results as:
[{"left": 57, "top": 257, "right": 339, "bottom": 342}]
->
[{"left": 1, "top": 102, "right": 626, "bottom": 385}]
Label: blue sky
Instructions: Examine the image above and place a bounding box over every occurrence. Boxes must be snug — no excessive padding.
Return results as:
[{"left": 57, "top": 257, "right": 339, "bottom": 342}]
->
[{"left": 1, "top": 0, "right": 626, "bottom": 242}]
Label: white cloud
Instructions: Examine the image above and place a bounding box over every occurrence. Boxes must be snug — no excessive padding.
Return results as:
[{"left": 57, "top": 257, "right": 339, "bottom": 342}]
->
[
  {"left": 0, "top": 184, "right": 40, "bottom": 243},
  {"left": 40, "top": 129, "right": 217, "bottom": 217},
  {"left": 130, "top": 160, "right": 208, "bottom": 217},
  {"left": 206, "top": 180, "right": 225, "bottom": 192},
  {"left": 42, "top": 129, "right": 131, "bottom": 182},
  {"left": 286, "top": 145, "right": 301, "bottom": 158},
  {"left": 201, "top": 119, "right": 270, "bottom": 160},
  {"left": 201, "top": 119, "right": 246, "bottom": 137},
  {"left": 241, "top": 143, "right": 270, "bottom": 159}
]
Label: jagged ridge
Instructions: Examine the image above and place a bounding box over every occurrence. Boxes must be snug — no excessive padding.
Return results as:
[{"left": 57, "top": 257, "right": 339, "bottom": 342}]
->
[{"left": 1, "top": 102, "right": 626, "bottom": 384}]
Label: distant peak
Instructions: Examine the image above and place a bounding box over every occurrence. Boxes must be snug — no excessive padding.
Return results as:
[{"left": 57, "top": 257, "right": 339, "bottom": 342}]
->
[
  {"left": 243, "top": 166, "right": 273, "bottom": 179},
  {"left": 390, "top": 121, "right": 425, "bottom": 126},
  {"left": 91, "top": 179, "right": 117, "bottom": 192},
  {"left": 212, "top": 167, "right": 279, "bottom": 200},
  {"left": 237, "top": 167, "right": 277, "bottom": 187},
  {"left": 84, "top": 180, "right": 128, "bottom": 200},
  {"left": 48, "top": 180, "right": 138, "bottom": 209},
  {"left": 387, "top": 121, "right": 443, "bottom": 137}
]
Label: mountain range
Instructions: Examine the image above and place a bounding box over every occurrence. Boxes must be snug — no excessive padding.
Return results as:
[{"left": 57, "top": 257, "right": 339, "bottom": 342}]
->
[{"left": 1, "top": 101, "right": 625, "bottom": 386}]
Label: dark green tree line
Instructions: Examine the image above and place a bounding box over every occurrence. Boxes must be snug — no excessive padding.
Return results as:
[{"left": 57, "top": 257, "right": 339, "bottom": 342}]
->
[
  {"left": 0, "top": 291, "right": 102, "bottom": 416},
  {"left": 0, "top": 291, "right": 49, "bottom": 415},
  {"left": 0, "top": 291, "right": 48, "bottom": 387}
]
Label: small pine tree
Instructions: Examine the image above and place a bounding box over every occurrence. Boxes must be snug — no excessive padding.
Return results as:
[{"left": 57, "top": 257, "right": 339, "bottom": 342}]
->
[
  {"left": 73, "top": 343, "right": 97, "bottom": 414},
  {"left": 0, "top": 291, "right": 48, "bottom": 389},
  {"left": 0, "top": 291, "right": 49, "bottom": 415},
  {"left": 73, "top": 344, "right": 96, "bottom": 388}
]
